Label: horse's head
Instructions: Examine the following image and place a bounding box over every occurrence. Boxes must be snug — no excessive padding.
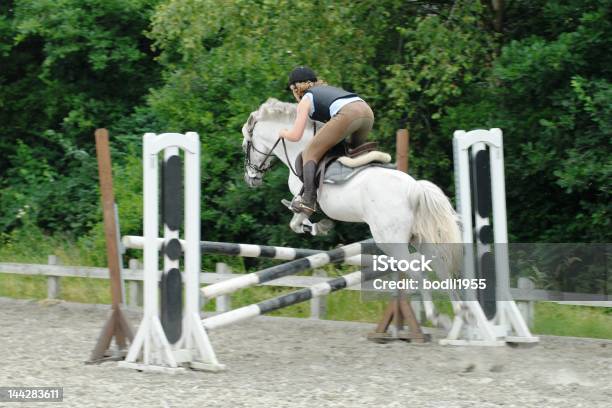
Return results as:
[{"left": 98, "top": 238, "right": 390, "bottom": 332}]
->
[
  {"left": 241, "top": 98, "right": 299, "bottom": 188},
  {"left": 241, "top": 111, "right": 276, "bottom": 188}
]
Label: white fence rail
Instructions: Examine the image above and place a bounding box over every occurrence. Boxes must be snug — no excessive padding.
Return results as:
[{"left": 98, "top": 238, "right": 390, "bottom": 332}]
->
[
  {"left": 1, "top": 260, "right": 610, "bottom": 325},
  {"left": 0, "top": 259, "right": 341, "bottom": 319}
]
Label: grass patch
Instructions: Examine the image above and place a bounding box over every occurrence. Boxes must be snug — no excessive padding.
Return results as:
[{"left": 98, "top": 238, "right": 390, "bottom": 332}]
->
[
  {"left": 0, "top": 273, "right": 112, "bottom": 304},
  {"left": 533, "top": 302, "right": 612, "bottom": 339},
  {"left": 0, "top": 225, "right": 105, "bottom": 266}
]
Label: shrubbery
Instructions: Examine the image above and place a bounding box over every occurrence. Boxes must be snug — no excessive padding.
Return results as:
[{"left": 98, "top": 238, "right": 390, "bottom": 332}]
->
[{"left": 0, "top": 0, "right": 609, "bottom": 262}]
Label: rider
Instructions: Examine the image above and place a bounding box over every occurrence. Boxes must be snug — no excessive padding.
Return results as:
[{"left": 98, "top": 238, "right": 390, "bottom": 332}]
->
[{"left": 280, "top": 66, "right": 374, "bottom": 215}]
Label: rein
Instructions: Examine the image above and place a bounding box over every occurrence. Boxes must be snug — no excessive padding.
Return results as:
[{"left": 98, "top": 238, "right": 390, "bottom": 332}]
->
[{"left": 246, "top": 122, "right": 317, "bottom": 178}]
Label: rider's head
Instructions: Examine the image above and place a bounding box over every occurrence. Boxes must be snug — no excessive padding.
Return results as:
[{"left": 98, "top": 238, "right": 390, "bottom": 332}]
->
[{"left": 287, "top": 66, "right": 322, "bottom": 101}]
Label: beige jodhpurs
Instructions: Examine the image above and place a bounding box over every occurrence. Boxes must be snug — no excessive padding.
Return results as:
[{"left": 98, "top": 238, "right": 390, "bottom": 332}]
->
[{"left": 302, "top": 101, "right": 374, "bottom": 163}]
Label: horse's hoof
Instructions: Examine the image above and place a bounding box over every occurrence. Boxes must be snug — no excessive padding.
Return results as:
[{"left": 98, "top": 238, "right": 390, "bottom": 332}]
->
[{"left": 314, "top": 218, "right": 334, "bottom": 235}]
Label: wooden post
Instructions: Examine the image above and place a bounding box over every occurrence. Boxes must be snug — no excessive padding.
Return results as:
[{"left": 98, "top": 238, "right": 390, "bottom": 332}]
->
[
  {"left": 47, "top": 255, "right": 61, "bottom": 299},
  {"left": 368, "top": 128, "right": 429, "bottom": 343},
  {"left": 88, "top": 128, "right": 134, "bottom": 363},
  {"left": 396, "top": 128, "right": 409, "bottom": 172},
  {"left": 215, "top": 263, "right": 232, "bottom": 313},
  {"left": 128, "top": 259, "right": 143, "bottom": 308},
  {"left": 517, "top": 277, "right": 535, "bottom": 328},
  {"left": 310, "top": 269, "right": 328, "bottom": 319}
]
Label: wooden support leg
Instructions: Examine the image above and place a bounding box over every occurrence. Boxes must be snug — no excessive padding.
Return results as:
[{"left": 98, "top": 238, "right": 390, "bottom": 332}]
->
[
  {"left": 88, "top": 128, "right": 135, "bottom": 364},
  {"left": 368, "top": 293, "right": 430, "bottom": 343},
  {"left": 88, "top": 307, "right": 134, "bottom": 363}
]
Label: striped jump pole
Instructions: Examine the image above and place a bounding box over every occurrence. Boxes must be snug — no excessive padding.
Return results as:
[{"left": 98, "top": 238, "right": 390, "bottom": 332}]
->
[
  {"left": 202, "top": 268, "right": 383, "bottom": 330},
  {"left": 201, "top": 240, "right": 370, "bottom": 300},
  {"left": 122, "top": 235, "right": 361, "bottom": 265}
]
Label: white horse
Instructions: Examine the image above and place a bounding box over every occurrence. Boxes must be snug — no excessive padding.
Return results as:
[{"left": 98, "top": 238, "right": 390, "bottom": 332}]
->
[{"left": 241, "top": 98, "right": 462, "bottom": 325}]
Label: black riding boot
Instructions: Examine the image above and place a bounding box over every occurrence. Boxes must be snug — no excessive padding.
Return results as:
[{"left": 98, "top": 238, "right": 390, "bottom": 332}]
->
[{"left": 291, "top": 160, "right": 317, "bottom": 215}]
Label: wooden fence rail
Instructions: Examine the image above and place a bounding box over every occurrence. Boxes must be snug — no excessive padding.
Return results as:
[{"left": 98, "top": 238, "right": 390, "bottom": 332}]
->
[
  {"left": 1, "top": 260, "right": 610, "bottom": 326},
  {"left": 0, "top": 260, "right": 340, "bottom": 319}
]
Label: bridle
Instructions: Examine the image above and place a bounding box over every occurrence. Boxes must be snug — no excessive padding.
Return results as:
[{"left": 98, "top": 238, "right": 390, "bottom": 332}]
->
[
  {"left": 244, "top": 122, "right": 317, "bottom": 178},
  {"left": 244, "top": 137, "right": 280, "bottom": 174}
]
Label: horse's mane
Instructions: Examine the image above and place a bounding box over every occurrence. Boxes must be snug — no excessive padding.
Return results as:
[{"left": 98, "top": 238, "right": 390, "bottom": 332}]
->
[
  {"left": 243, "top": 98, "right": 297, "bottom": 139},
  {"left": 257, "top": 98, "right": 297, "bottom": 121}
]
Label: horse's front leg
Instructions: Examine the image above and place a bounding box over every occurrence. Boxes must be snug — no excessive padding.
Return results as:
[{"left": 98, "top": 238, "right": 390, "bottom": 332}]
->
[
  {"left": 289, "top": 212, "right": 309, "bottom": 234},
  {"left": 288, "top": 213, "right": 334, "bottom": 236}
]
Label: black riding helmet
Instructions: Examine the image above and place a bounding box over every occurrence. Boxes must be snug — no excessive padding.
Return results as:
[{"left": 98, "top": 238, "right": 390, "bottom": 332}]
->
[{"left": 287, "top": 66, "right": 317, "bottom": 90}]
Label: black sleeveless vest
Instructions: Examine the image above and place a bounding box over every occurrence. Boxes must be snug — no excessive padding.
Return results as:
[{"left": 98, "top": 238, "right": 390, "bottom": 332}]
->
[{"left": 305, "top": 86, "right": 358, "bottom": 122}]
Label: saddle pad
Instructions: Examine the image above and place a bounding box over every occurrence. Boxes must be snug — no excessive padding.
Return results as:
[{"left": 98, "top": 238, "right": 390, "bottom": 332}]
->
[{"left": 323, "top": 160, "right": 395, "bottom": 185}]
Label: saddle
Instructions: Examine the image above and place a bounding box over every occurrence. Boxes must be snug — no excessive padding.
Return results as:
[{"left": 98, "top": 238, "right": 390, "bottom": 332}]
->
[{"left": 294, "top": 141, "right": 393, "bottom": 190}]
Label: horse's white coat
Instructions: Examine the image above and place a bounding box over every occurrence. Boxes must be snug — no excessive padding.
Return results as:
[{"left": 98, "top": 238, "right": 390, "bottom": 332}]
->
[
  {"left": 242, "top": 98, "right": 461, "bottom": 322},
  {"left": 243, "top": 100, "right": 459, "bottom": 242},
  {"left": 242, "top": 99, "right": 463, "bottom": 324}
]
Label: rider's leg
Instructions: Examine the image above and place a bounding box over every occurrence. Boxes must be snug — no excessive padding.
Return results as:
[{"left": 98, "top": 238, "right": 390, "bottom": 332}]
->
[
  {"left": 291, "top": 111, "right": 351, "bottom": 214},
  {"left": 303, "top": 102, "right": 374, "bottom": 163},
  {"left": 300, "top": 160, "right": 317, "bottom": 211},
  {"left": 292, "top": 102, "right": 374, "bottom": 215},
  {"left": 348, "top": 104, "right": 374, "bottom": 148}
]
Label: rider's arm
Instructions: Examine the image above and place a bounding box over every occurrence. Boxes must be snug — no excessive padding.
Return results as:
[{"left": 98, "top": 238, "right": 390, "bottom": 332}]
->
[{"left": 280, "top": 96, "right": 311, "bottom": 142}]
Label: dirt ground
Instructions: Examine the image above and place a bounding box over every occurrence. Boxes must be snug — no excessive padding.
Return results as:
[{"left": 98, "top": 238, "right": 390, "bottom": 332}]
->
[{"left": 1, "top": 297, "right": 610, "bottom": 408}]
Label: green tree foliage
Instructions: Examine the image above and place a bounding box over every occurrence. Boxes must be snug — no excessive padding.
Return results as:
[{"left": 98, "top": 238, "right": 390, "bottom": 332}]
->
[
  {"left": 383, "top": 0, "right": 499, "bottom": 184},
  {"left": 441, "top": 0, "right": 611, "bottom": 241},
  {"left": 146, "top": 0, "right": 401, "bottom": 247},
  {"left": 0, "top": 0, "right": 609, "bottom": 251},
  {"left": 0, "top": 0, "right": 161, "bottom": 234}
]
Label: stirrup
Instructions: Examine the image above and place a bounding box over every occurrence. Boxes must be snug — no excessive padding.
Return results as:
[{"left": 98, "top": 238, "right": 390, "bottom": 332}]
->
[{"left": 289, "top": 195, "right": 316, "bottom": 216}]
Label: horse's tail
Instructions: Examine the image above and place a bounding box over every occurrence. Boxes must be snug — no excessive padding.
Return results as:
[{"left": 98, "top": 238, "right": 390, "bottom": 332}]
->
[{"left": 408, "top": 179, "right": 462, "bottom": 277}]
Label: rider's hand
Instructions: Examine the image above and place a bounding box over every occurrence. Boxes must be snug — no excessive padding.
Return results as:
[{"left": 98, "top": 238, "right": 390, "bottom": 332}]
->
[{"left": 279, "top": 128, "right": 289, "bottom": 139}]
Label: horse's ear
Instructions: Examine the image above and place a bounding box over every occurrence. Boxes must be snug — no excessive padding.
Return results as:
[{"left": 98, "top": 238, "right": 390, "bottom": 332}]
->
[
  {"left": 241, "top": 123, "right": 251, "bottom": 140},
  {"left": 242, "top": 111, "right": 258, "bottom": 139}
]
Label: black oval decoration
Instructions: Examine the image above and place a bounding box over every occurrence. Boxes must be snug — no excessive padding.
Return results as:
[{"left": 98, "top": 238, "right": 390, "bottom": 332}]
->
[
  {"left": 162, "top": 155, "right": 183, "bottom": 231},
  {"left": 165, "top": 238, "right": 182, "bottom": 261},
  {"left": 160, "top": 268, "right": 183, "bottom": 344},
  {"left": 479, "top": 252, "right": 497, "bottom": 320},
  {"left": 474, "top": 149, "right": 492, "bottom": 218},
  {"left": 479, "top": 225, "right": 494, "bottom": 244}
]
